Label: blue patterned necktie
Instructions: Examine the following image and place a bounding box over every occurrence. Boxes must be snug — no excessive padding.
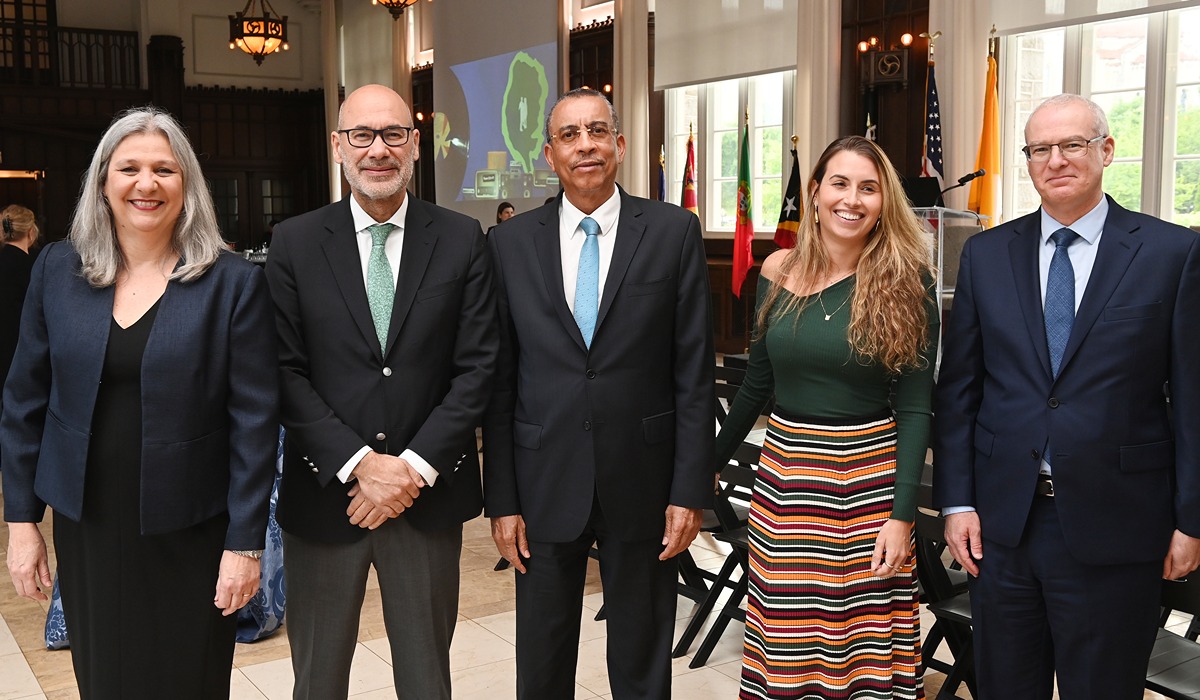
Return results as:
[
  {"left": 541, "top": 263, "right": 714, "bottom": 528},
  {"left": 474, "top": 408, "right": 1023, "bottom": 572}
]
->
[
  {"left": 574, "top": 216, "right": 601, "bottom": 348},
  {"left": 366, "top": 222, "right": 396, "bottom": 352},
  {"left": 1045, "top": 227, "right": 1079, "bottom": 378}
]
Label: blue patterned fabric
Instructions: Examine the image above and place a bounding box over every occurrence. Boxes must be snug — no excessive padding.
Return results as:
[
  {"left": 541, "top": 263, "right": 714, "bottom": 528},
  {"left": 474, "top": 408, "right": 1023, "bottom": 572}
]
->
[
  {"left": 235, "top": 426, "right": 287, "bottom": 642},
  {"left": 44, "top": 575, "right": 68, "bottom": 650},
  {"left": 45, "top": 426, "right": 288, "bottom": 648},
  {"left": 573, "top": 216, "right": 601, "bottom": 347},
  {"left": 1045, "top": 227, "right": 1079, "bottom": 378}
]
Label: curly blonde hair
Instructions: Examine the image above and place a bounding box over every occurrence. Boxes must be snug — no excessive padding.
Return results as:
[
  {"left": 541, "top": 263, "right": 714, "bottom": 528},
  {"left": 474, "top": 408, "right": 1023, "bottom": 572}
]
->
[{"left": 755, "top": 135, "right": 934, "bottom": 373}]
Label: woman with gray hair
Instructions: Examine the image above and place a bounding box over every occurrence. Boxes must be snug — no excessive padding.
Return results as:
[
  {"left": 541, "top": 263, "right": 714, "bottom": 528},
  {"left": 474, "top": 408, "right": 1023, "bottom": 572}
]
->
[{"left": 1, "top": 107, "right": 278, "bottom": 698}]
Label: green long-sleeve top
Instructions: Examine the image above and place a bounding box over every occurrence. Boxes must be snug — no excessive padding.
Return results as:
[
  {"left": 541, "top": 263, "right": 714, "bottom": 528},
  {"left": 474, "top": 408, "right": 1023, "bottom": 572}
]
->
[{"left": 714, "top": 274, "right": 939, "bottom": 522}]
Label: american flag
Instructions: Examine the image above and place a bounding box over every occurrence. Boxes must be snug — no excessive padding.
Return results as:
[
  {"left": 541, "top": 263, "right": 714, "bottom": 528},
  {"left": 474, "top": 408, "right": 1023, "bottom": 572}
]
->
[{"left": 921, "top": 61, "right": 944, "bottom": 188}]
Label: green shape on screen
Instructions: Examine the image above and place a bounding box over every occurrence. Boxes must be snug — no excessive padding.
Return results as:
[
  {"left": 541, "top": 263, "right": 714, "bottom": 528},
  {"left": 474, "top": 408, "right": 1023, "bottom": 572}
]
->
[{"left": 501, "top": 51, "right": 549, "bottom": 174}]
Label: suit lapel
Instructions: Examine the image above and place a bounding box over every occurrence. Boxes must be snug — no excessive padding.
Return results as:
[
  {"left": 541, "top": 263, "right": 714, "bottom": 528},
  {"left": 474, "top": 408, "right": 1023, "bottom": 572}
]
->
[
  {"left": 387, "top": 196, "right": 436, "bottom": 355},
  {"left": 1008, "top": 213, "right": 1054, "bottom": 381},
  {"left": 595, "top": 188, "right": 645, "bottom": 334},
  {"left": 1058, "top": 201, "right": 1141, "bottom": 377},
  {"left": 319, "top": 199, "right": 381, "bottom": 360},
  {"left": 532, "top": 204, "right": 588, "bottom": 352}
]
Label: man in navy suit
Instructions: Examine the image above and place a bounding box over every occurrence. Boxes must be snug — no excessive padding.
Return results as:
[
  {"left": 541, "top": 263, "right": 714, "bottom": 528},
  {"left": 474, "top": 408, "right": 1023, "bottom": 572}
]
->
[
  {"left": 483, "top": 88, "right": 714, "bottom": 699},
  {"left": 266, "top": 84, "right": 497, "bottom": 699},
  {"left": 934, "top": 93, "right": 1200, "bottom": 698}
]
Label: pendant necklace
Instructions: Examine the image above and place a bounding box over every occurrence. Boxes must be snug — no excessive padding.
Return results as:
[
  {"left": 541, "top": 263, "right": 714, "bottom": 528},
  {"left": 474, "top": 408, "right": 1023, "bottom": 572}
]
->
[{"left": 817, "top": 287, "right": 851, "bottom": 321}]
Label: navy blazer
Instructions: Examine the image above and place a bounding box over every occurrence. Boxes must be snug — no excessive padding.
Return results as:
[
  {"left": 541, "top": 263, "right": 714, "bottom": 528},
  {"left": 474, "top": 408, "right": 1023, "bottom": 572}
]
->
[
  {"left": 0, "top": 242, "right": 279, "bottom": 550},
  {"left": 267, "top": 195, "right": 498, "bottom": 543},
  {"left": 482, "top": 189, "right": 715, "bottom": 543},
  {"left": 933, "top": 197, "right": 1200, "bottom": 565}
]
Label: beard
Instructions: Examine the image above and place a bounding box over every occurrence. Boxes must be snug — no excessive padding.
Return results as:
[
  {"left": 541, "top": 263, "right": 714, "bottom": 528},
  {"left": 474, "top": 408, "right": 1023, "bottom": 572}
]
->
[{"left": 339, "top": 145, "right": 416, "bottom": 202}]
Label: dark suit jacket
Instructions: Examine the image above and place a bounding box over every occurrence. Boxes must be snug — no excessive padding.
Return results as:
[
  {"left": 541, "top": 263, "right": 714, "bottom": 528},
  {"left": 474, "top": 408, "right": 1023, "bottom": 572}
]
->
[
  {"left": 0, "top": 242, "right": 279, "bottom": 549},
  {"left": 933, "top": 197, "right": 1200, "bottom": 565},
  {"left": 483, "top": 189, "right": 715, "bottom": 543},
  {"left": 266, "top": 195, "right": 497, "bottom": 544}
]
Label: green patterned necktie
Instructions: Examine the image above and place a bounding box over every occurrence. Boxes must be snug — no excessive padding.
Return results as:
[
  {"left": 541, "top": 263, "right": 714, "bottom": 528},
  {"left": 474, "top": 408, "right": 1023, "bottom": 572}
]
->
[{"left": 366, "top": 222, "right": 396, "bottom": 352}]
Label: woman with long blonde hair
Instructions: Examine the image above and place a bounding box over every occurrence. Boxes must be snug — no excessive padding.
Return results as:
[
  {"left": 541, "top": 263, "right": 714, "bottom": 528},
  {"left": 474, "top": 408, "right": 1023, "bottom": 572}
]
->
[{"left": 716, "top": 135, "right": 938, "bottom": 699}]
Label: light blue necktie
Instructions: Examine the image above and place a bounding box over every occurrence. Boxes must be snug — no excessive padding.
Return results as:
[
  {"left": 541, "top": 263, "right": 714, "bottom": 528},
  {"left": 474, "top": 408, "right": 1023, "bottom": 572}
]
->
[
  {"left": 574, "top": 216, "right": 601, "bottom": 348},
  {"left": 366, "top": 223, "right": 396, "bottom": 352},
  {"left": 1044, "top": 227, "right": 1079, "bottom": 379}
]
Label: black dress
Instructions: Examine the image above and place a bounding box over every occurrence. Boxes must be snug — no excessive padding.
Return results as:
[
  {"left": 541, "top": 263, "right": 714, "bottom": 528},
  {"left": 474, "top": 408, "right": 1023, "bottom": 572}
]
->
[{"left": 53, "top": 300, "right": 238, "bottom": 700}]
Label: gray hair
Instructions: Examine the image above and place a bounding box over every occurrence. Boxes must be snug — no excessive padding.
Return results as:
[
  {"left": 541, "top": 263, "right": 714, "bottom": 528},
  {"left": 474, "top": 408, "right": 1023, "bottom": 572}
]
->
[
  {"left": 1025, "top": 94, "right": 1111, "bottom": 141},
  {"left": 544, "top": 88, "right": 621, "bottom": 143},
  {"left": 70, "top": 107, "right": 225, "bottom": 287}
]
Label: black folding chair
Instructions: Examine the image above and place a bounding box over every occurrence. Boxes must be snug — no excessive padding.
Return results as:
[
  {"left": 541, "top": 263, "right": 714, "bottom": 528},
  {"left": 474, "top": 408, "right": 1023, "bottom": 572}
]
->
[
  {"left": 914, "top": 506, "right": 977, "bottom": 699},
  {"left": 1146, "top": 576, "right": 1200, "bottom": 699}
]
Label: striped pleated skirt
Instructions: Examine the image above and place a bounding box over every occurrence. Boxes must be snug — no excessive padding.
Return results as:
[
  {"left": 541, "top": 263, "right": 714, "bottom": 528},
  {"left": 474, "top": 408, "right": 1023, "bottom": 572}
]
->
[{"left": 739, "top": 409, "right": 923, "bottom": 700}]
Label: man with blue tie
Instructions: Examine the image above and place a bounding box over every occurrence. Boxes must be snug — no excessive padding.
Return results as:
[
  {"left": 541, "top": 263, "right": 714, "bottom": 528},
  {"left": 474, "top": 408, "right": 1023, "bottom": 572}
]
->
[
  {"left": 483, "top": 88, "right": 715, "bottom": 699},
  {"left": 934, "top": 93, "right": 1200, "bottom": 698}
]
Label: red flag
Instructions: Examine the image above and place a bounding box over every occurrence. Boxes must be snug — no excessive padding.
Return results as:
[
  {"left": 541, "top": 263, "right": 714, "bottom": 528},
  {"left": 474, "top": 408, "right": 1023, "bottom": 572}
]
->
[
  {"left": 773, "top": 146, "right": 801, "bottom": 249},
  {"left": 733, "top": 120, "right": 754, "bottom": 297},
  {"left": 681, "top": 130, "right": 698, "bottom": 215}
]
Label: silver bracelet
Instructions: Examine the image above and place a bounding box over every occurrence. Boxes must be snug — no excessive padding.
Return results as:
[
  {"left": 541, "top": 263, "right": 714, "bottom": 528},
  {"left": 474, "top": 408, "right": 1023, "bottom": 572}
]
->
[{"left": 230, "top": 549, "right": 264, "bottom": 559}]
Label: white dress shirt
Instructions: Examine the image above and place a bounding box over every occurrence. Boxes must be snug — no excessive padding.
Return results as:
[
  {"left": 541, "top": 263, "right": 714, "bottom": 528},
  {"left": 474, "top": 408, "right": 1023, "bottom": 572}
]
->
[
  {"left": 335, "top": 194, "right": 440, "bottom": 488},
  {"left": 560, "top": 187, "right": 621, "bottom": 314}
]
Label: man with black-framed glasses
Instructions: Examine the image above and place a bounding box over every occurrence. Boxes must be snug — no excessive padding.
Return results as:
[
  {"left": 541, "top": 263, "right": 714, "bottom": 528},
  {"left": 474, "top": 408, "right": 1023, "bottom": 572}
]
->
[
  {"left": 935, "top": 93, "right": 1200, "bottom": 699},
  {"left": 266, "top": 83, "right": 498, "bottom": 699}
]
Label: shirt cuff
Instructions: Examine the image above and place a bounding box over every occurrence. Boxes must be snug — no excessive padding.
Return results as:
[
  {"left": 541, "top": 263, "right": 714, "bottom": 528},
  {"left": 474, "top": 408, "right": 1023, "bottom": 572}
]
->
[
  {"left": 401, "top": 448, "right": 439, "bottom": 487},
  {"left": 941, "top": 505, "right": 977, "bottom": 517},
  {"left": 337, "top": 446, "right": 373, "bottom": 484}
]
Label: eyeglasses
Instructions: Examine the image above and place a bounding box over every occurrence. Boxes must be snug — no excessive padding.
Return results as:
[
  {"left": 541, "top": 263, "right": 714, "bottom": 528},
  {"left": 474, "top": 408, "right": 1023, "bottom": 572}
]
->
[
  {"left": 337, "top": 127, "right": 414, "bottom": 148},
  {"left": 550, "top": 122, "right": 616, "bottom": 145},
  {"left": 1021, "top": 134, "right": 1107, "bottom": 162}
]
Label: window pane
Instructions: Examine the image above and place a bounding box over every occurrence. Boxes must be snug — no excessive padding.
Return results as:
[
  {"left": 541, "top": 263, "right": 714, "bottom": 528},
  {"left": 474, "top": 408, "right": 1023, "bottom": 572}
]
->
[
  {"left": 757, "top": 126, "right": 781, "bottom": 177},
  {"left": 1174, "top": 160, "right": 1200, "bottom": 227},
  {"left": 717, "top": 180, "right": 738, "bottom": 229},
  {"left": 1179, "top": 87, "right": 1200, "bottom": 159},
  {"left": 671, "top": 86, "right": 699, "bottom": 137},
  {"left": 1088, "top": 16, "right": 1148, "bottom": 94},
  {"left": 1180, "top": 8, "right": 1200, "bottom": 84},
  {"left": 756, "top": 177, "right": 781, "bottom": 229},
  {"left": 712, "top": 79, "right": 739, "bottom": 130},
  {"left": 714, "top": 130, "right": 738, "bottom": 179},
  {"left": 752, "top": 73, "right": 783, "bottom": 126},
  {"left": 1105, "top": 161, "right": 1142, "bottom": 211},
  {"left": 1091, "top": 91, "right": 1143, "bottom": 158}
]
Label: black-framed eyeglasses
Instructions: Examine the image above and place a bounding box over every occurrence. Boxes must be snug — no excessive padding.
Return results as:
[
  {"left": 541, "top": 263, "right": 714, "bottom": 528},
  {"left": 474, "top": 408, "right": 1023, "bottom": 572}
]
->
[
  {"left": 1021, "top": 134, "right": 1107, "bottom": 162},
  {"left": 550, "top": 122, "right": 616, "bottom": 145},
  {"left": 337, "top": 126, "right": 414, "bottom": 148}
]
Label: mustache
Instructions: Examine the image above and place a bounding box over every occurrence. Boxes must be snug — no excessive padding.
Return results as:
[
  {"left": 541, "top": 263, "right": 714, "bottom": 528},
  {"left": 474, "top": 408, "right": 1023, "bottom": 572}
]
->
[
  {"left": 571, "top": 158, "right": 604, "bottom": 169},
  {"left": 357, "top": 158, "right": 401, "bottom": 169}
]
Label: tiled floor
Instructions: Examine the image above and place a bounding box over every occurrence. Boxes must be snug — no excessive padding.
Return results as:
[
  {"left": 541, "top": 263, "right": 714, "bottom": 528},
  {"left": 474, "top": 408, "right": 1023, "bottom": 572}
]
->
[{"left": 0, "top": 510, "right": 1180, "bottom": 699}]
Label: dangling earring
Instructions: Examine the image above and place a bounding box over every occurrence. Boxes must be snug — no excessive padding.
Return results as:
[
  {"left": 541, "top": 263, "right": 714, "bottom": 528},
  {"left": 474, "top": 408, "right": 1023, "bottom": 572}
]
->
[{"left": 812, "top": 199, "right": 819, "bottom": 226}]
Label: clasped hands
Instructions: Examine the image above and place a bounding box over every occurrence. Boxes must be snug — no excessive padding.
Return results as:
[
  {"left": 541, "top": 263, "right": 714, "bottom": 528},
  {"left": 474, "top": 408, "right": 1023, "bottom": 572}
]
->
[{"left": 345, "top": 451, "right": 426, "bottom": 529}]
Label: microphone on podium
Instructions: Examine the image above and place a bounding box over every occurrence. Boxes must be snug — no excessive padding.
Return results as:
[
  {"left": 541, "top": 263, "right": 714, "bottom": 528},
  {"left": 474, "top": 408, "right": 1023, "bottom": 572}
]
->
[{"left": 941, "top": 169, "right": 986, "bottom": 195}]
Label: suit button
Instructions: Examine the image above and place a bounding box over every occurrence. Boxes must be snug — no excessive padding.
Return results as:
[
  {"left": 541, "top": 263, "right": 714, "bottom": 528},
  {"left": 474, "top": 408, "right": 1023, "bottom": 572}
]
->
[
  {"left": 376, "top": 432, "right": 386, "bottom": 441},
  {"left": 586, "top": 369, "right": 596, "bottom": 379},
  {"left": 1031, "top": 450, "right": 1040, "bottom": 460},
  {"left": 1048, "top": 397, "right": 1060, "bottom": 408},
  {"left": 583, "top": 420, "right": 592, "bottom": 431},
  {"left": 382, "top": 367, "right": 392, "bottom": 377}
]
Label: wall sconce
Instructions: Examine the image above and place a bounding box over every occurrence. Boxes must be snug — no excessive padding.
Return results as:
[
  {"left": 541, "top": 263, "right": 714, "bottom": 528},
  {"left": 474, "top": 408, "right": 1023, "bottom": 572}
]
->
[
  {"left": 857, "top": 35, "right": 909, "bottom": 92},
  {"left": 229, "top": 0, "right": 289, "bottom": 66}
]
